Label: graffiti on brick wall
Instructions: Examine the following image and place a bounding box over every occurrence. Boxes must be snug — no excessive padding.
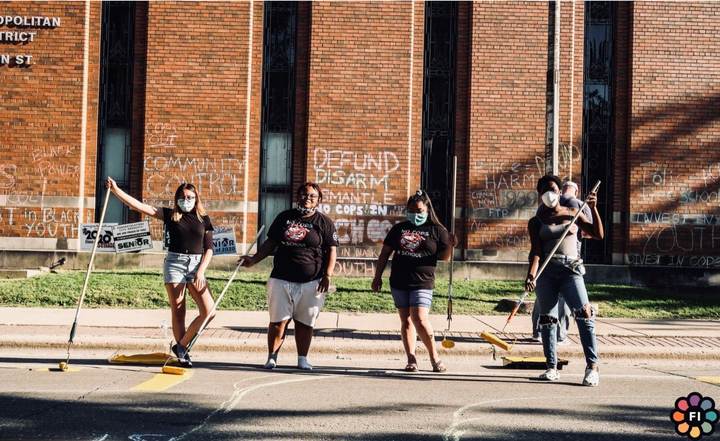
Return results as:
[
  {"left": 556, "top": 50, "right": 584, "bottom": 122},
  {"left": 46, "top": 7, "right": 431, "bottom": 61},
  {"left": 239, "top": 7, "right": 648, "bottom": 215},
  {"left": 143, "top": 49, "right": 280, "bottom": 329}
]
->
[
  {"left": 632, "top": 214, "right": 720, "bottom": 255},
  {"left": 470, "top": 220, "right": 530, "bottom": 249},
  {"left": 332, "top": 217, "right": 401, "bottom": 246},
  {"left": 313, "top": 149, "right": 401, "bottom": 204},
  {"left": 146, "top": 123, "right": 179, "bottom": 149},
  {"left": 0, "top": 207, "right": 92, "bottom": 237},
  {"left": 332, "top": 259, "right": 377, "bottom": 277},
  {"left": 32, "top": 145, "right": 79, "bottom": 178},
  {"left": 0, "top": 163, "right": 17, "bottom": 188},
  {"left": 640, "top": 161, "right": 720, "bottom": 204},
  {"left": 631, "top": 161, "right": 720, "bottom": 266},
  {"left": 144, "top": 122, "right": 245, "bottom": 196}
]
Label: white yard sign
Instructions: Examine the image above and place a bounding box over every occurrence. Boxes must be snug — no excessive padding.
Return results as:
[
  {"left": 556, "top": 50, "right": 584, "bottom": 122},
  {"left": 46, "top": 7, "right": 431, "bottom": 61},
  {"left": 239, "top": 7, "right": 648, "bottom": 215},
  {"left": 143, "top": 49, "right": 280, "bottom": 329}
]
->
[
  {"left": 80, "top": 223, "right": 117, "bottom": 252},
  {"left": 212, "top": 226, "right": 237, "bottom": 255},
  {"left": 112, "top": 221, "right": 153, "bottom": 253}
]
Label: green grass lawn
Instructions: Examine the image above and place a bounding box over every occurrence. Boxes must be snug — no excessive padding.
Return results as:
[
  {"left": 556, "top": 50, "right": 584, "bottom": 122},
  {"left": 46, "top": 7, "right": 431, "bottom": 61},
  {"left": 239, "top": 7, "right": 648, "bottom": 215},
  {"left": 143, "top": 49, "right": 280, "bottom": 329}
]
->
[{"left": 0, "top": 270, "right": 718, "bottom": 319}]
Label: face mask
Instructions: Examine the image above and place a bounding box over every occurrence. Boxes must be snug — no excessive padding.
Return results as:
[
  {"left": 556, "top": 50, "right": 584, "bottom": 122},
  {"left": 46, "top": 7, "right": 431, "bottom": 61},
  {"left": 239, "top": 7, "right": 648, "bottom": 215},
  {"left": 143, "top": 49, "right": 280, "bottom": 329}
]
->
[
  {"left": 297, "top": 206, "right": 317, "bottom": 215},
  {"left": 407, "top": 212, "right": 428, "bottom": 226},
  {"left": 541, "top": 191, "right": 559, "bottom": 208},
  {"left": 177, "top": 199, "right": 195, "bottom": 213}
]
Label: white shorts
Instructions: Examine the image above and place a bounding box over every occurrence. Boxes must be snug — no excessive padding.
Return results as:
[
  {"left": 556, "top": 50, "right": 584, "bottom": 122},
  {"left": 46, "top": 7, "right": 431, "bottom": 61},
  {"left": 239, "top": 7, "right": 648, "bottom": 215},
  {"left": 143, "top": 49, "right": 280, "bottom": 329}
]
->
[{"left": 267, "top": 277, "right": 325, "bottom": 327}]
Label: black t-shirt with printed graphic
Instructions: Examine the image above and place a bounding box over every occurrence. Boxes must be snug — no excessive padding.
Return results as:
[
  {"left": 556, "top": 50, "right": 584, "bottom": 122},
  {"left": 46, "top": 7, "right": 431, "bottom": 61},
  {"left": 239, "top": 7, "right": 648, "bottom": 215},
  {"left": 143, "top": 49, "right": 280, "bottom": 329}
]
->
[
  {"left": 268, "top": 209, "right": 339, "bottom": 283},
  {"left": 384, "top": 220, "right": 449, "bottom": 290},
  {"left": 162, "top": 207, "right": 214, "bottom": 255}
]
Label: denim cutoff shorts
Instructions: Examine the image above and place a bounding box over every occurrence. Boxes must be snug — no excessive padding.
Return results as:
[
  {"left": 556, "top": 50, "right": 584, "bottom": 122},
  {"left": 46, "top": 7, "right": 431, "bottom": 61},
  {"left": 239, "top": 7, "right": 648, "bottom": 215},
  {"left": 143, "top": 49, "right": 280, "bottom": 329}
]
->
[
  {"left": 163, "top": 251, "right": 201, "bottom": 284},
  {"left": 390, "top": 288, "right": 434, "bottom": 309}
]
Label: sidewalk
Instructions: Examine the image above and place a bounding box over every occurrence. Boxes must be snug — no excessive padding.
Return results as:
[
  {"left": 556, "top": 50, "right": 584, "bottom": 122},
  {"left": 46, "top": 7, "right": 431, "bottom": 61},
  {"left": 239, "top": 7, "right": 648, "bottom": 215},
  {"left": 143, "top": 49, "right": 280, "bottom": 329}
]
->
[{"left": 1, "top": 307, "right": 719, "bottom": 360}]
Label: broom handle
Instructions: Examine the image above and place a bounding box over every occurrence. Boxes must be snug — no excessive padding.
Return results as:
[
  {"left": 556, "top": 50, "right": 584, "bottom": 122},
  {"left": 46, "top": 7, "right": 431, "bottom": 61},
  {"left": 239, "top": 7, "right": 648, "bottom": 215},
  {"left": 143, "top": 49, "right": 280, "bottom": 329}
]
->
[
  {"left": 503, "top": 180, "right": 601, "bottom": 330},
  {"left": 186, "top": 225, "right": 265, "bottom": 353},
  {"left": 449, "top": 156, "right": 457, "bottom": 287},
  {"left": 446, "top": 157, "right": 457, "bottom": 326},
  {"left": 68, "top": 187, "right": 111, "bottom": 344}
]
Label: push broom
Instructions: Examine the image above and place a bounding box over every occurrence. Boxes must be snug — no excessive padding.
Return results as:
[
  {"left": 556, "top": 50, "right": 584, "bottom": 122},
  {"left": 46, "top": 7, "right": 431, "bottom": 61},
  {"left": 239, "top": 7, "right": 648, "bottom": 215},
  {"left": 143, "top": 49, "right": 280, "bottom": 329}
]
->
[
  {"left": 162, "top": 225, "right": 265, "bottom": 375},
  {"left": 441, "top": 156, "right": 458, "bottom": 349},
  {"left": 59, "top": 187, "right": 112, "bottom": 371},
  {"left": 481, "top": 180, "right": 601, "bottom": 351}
]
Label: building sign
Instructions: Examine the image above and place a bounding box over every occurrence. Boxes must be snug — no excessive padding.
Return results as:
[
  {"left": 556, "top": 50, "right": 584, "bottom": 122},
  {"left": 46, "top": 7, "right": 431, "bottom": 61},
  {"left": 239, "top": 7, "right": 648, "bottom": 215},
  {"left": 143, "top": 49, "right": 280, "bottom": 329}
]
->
[
  {"left": 80, "top": 223, "right": 117, "bottom": 253},
  {"left": 113, "top": 222, "right": 153, "bottom": 253},
  {"left": 0, "top": 14, "right": 61, "bottom": 67}
]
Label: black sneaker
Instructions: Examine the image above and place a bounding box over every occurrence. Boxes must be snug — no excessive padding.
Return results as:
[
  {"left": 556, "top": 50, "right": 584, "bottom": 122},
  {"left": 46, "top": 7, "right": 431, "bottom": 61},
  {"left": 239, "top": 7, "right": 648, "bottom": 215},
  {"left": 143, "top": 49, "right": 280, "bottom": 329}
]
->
[{"left": 172, "top": 344, "right": 193, "bottom": 368}]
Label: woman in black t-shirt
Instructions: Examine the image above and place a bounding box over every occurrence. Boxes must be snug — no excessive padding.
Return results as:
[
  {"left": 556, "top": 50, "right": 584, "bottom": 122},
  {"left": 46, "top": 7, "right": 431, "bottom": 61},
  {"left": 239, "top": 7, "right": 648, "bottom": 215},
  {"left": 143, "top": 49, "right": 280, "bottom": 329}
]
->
[
  {"left": 240, "top": 182, "right": 338, "bottom": 371},
  {"left": 107, "top": 177, "right": 215, "bottom": 368},
  {"left": 372, "top": 190, "right": 457, "bottom": 373}
]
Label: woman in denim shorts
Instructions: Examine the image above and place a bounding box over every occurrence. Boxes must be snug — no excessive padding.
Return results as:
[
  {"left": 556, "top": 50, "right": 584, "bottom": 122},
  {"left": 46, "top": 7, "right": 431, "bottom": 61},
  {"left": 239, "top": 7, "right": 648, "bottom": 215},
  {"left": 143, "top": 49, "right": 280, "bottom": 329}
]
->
[
  {"left": 525, "top": 174, "right": 604, "bottom": 386},
  {"left": 372, "top": 190, "right": 457, "bottom": 373},
  {"left": 107, "top": 177, "right": 215, "bottom": 368}
]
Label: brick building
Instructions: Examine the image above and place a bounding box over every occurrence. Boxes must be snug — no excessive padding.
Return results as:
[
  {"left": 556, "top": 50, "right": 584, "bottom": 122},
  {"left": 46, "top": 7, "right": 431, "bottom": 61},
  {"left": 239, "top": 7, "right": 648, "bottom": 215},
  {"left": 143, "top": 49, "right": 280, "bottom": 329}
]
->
[{"left": 1, "top": 1, "right": 719, "bottom": 273}]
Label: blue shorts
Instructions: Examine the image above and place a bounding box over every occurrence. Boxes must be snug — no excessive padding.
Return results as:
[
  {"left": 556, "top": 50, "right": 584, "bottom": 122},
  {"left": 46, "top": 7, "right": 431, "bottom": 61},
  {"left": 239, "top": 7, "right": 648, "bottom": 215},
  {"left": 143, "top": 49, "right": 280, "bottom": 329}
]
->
[
  {"left": 390, "top": 288, "right": 433, "bottom": 309},
  {"left": 163, "top": 252, "right": 201, "bottom": 284}
]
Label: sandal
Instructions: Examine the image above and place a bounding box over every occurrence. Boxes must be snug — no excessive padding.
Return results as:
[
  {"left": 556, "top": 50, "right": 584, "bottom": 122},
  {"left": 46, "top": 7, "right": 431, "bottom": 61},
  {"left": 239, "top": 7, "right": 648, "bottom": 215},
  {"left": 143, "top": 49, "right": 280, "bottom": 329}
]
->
[
  {"left": 404, "top": 355, "right": 418, "bottom": 372},
  {"left": 431, "top": 360, "right": 446, "bottom": 373}
]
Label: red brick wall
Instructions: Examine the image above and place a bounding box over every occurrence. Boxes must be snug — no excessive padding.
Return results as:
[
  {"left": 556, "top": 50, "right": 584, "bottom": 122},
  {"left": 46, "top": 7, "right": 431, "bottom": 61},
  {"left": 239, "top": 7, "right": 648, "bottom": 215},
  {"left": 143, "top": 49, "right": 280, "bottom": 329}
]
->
[
  {"left": 625, "top": 2, "right": 720, "bottom": 268},
  {"left": 465, "top": 1, "right": 585, "bottom": 262},
  {"left": 141, "top": 1, "right": 262, "bottom": 245},
  {"left": 305, "top": 1, "right": 424, "bottom": 261},
  {"left": 0, "top": 1, "right": 100, "bottom": 247},
  {"left": 1, "top": 1, "right": 719, "bottom": 269}
]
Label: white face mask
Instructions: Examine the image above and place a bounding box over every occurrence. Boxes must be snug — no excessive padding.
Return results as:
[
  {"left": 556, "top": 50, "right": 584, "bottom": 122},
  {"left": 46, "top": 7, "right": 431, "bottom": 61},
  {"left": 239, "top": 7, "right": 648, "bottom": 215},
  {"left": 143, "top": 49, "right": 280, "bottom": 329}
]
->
[
  {"left": 177, "top": 199, "right": 196, "bottom": 213},
  {"left": 541, "top": 191, "right": 560, "bottom": 208}
]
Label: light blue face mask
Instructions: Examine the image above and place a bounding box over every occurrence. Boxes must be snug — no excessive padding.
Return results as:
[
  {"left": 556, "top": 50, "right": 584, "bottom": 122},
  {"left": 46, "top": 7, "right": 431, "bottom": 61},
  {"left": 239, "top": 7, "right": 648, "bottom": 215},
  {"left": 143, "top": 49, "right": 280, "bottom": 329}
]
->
[
  {"left": 407, "top": 212, "right": 428, "bottom": 226},
  {"left": 176, "top": 199, "right": 195, "bottom": 213}
]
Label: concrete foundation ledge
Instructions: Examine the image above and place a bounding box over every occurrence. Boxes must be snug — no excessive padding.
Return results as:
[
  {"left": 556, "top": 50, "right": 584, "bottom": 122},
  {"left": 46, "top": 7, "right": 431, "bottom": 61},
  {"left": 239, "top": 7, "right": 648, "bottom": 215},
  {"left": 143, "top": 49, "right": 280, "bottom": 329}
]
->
[{"left": 0, "top": 250, "right": 718, "bottom": 286}]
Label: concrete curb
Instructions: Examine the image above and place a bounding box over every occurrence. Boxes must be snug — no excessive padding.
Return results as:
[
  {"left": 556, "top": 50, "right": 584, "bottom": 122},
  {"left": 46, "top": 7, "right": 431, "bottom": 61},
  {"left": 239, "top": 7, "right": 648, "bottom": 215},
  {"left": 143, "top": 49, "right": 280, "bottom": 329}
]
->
[{"left": 4, "top": 333, "right": 720, "bottom": 361}]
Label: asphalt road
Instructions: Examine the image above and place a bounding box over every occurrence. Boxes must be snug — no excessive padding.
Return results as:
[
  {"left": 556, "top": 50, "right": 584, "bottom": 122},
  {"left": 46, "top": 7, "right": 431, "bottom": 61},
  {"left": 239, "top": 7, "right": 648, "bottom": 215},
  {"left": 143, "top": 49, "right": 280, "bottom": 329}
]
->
[{"left": 1, "top": 348, "right": 718, "bottom": 441}]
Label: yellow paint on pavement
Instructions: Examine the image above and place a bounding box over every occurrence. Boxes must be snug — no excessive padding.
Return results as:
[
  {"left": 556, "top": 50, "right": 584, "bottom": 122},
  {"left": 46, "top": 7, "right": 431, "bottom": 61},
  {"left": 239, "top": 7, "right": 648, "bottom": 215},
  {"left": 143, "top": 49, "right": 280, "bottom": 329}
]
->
[
  {"left": 695, "top": 377, "right": 720, "bottom": 385},
  {"left": 131, "top": 371, "right": 194, "bottom": 392}
]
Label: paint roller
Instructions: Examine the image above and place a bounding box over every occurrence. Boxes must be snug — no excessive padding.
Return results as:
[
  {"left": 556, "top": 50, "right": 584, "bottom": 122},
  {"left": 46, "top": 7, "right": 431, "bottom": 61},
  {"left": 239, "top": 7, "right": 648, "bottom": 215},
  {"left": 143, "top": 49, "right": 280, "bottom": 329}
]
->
[
  {"left": 59, "top": 187, "right": 112, "bottom": 372},
  {"left": 441, "top": 156, "right": 458, "bottom": 349},
  {"left": 162, "top": 225, "right": 265, "bottom": 375},
  {"left": 481, "top": 180, "right": 601, "bottom": 350}
]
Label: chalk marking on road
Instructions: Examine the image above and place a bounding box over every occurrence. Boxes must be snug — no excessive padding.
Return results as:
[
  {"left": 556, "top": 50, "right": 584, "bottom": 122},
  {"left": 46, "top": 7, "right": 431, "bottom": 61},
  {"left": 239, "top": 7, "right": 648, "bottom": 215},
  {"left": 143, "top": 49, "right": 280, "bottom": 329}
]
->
[
  {"left": 696, "top": 377, "right": 720, "bottom": 385},
  {"left": 169, "top": 374, "right": 332, "bottom": 441},
  {"left": 443, "top": 394, "right": 682, "bottom": 441},
  {"left": 131, "top": 371, "right": 194, "bottom": 392},
  {"left": 128, "top": 434, "right": 164, "bottom": 441},
  {"left": 93, "top": 435, "right": 108, "bottom": 441}
]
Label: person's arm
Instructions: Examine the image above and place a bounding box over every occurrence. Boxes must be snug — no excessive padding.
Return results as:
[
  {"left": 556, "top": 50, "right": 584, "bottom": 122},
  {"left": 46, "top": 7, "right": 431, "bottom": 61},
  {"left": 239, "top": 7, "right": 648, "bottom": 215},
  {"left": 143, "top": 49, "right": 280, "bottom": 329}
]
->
[
  {"left": 438, "top": 230, "right": 458, "bottom": 262},
  {"left": 239, "top": 237, "right": 277, "bottom": 267},
  {"left": 106, "top": 177, "right": 163, "bottom": 220},
  {"left": 576, "top": 191, "right": 603, "bottom": 240},
  {"left": 194, "top": 233, "right": 214, "bottom": 286},
  {"left": 525, "top": 217, "right": 542, "bottom": 293},
  {"left": 317, "top": 246, "right": 337, "bottom": 293},
  {"left": 371, "top": 245, "right": 394, "bottom": 292}
]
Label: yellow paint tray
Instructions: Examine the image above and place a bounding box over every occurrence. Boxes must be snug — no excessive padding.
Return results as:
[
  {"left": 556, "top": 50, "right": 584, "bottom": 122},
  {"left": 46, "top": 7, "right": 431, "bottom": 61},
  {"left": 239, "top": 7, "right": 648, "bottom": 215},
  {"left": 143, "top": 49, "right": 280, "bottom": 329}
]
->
[{"left": 108, "top": 352, "right": 178, "bottom": 366}]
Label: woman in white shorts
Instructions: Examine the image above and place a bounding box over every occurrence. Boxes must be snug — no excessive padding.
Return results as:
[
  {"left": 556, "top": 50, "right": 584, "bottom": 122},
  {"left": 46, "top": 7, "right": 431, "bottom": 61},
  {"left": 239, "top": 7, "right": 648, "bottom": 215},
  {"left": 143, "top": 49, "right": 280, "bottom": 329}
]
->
[
  {"left": 107, "top": 177, "right": 215, "bottom": 368},
  {"left": 240, "top": 182, "right": 338, "bottom": 370}
]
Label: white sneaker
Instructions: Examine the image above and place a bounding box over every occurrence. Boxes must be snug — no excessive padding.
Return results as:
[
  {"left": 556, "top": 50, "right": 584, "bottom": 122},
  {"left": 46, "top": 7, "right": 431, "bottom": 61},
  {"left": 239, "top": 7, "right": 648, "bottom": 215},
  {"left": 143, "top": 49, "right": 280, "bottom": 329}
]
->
[
  {"left": 539, "top": 369, "right": 560, "bottom": 381},
  {"left": 557, "top": 339, "right": 571, "bottom": 346},
  {"left": 531, "top": 334, "right": 541, "bottom": 342},
  {"left": 583, "top": 368, "right": 599, "bottom": 386}
]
